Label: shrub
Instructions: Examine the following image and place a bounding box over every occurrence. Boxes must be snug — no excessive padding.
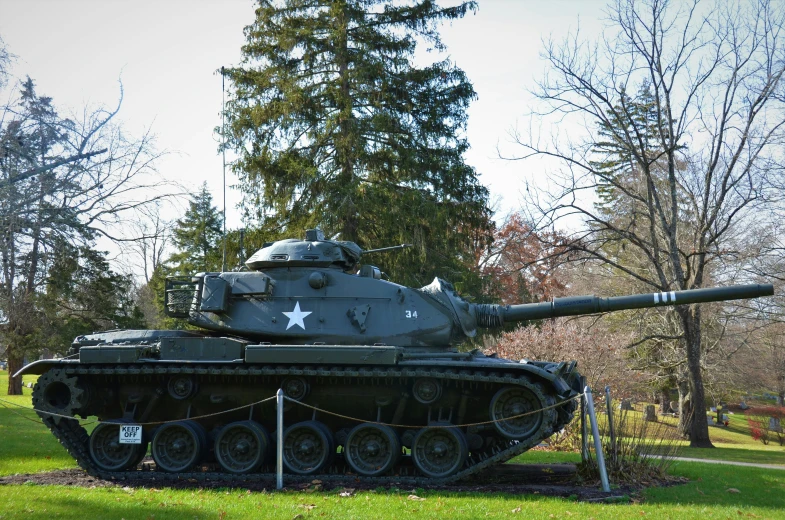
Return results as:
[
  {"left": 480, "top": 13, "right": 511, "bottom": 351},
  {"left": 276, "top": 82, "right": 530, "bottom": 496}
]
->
[
  {"left": 580, "top": 398, "right": 683, "bottom": 485},
  {"left": 488, "top": 318, "right": 644, "bottom": 397},
  {"left": 745, "top": 406, "right": 785, "bottom": 446}
]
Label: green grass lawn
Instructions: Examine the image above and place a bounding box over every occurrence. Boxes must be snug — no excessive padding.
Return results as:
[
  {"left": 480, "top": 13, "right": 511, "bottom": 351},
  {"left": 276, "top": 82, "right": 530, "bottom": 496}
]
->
[
  {"left": 0, "top": 371, "right": 81, "bottom": 476},
  {"left": 2, "top": 371, "right": 785, "bottom": 519},
  {"left": 646, "top": 407, "right": 785, "bottom": 465},
  {"left": 1, "top": 462, "right": 783, "bottom": 520}
]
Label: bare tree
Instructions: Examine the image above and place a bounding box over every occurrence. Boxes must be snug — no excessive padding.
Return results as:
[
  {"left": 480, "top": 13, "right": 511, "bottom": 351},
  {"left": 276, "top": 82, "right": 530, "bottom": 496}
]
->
[
  {"left": 114, "top": 201, "right": 173, "bottom": 284},
  {"left": 505, "top": 0, "right": 785, "bottom": 447},
  {"left": 0, "top": 77, "right": 168, "bottom": 394}
]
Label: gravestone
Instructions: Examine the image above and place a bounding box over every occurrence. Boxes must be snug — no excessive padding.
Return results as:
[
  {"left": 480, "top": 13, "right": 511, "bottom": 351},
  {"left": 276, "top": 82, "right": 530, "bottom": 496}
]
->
[
  {"left": 769, "top": 417, "right": 782, "bottom": 433},
  {"left": 644, "top": 404, "right": 657, "bottom": 422},
  {"left": 620, "top": 399, "right": 633, "bottom": 411},
  {"left": 739, "top": 400, "right": 749, "bottom": 410}
]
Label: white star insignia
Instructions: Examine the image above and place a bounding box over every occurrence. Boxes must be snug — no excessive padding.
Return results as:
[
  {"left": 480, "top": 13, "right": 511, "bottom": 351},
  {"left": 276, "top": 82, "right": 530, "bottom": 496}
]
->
[{"left": 282, "top": 301, "right": 312, "bottom": 330}]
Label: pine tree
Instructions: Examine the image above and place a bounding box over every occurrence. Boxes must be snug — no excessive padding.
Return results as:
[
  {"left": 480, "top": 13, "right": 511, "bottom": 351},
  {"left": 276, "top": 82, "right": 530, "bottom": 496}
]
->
[
  {"left": 41, "top": 244, "right": 146, "bottom": 349},
  {"left": 168, "top": 183, "right": 224, "bottom": 274},
  {"left": 224, "top": 0, "right": 492, "bottom": 288}
]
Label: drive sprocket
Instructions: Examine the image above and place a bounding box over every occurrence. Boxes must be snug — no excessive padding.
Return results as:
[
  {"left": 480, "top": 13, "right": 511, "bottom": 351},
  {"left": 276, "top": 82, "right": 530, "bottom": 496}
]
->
[{"left": 32, "top": 369, "right": 88, "bottom": 424}]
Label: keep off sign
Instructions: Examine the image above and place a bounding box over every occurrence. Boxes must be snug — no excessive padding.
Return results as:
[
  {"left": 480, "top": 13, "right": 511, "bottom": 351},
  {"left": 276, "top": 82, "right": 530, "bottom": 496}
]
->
[{"left": 119, "top": 424, "right": 143, "bottom": 444}]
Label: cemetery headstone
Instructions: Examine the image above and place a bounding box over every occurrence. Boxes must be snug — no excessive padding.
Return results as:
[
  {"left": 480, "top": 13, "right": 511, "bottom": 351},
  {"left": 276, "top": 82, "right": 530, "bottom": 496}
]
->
[{"left": 644, "top": 404, "right": 657, "bottom": 422}]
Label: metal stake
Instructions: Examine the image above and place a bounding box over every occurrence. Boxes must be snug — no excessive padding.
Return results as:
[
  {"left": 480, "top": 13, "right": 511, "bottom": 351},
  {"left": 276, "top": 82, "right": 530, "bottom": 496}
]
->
[
  {"left": 585, "top": 386, "right": 610, "bottom": 492},
  {"left": 276, "top": 389, "right": 284, "bottom": 490},
  {"left": 580, "top": 393, "right": 588, "bottom": 461},
  {"left": 605, "top": 385, "right": 616, "bottom": 464}
]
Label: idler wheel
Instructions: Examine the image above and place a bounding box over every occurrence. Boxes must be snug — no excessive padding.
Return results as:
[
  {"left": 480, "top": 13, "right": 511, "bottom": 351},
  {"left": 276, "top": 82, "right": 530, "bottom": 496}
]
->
[
  {"left": 32, "top": 369, "right": 88, "bottom": 424},
  {"left": 281, "top": 377, "right": 309, "bottom": 401},
  {"left": 282, "top": 420, "right": 334, "bottom": 475},
  {"left": 151, "top": 421, "right": 207, "bottom": 472},
  {"left": 412, "top": 426, "right": 468, "bottom": 478},
  {"left": 214, "top": 420, "right": 270, "bottom": 474},
  {"left": 489, "top": 385, "right": 547, "bottom": 440},
  {"left": 89, "top": 421, "right": 148, "bottom": 472},
  {"left": 344, "top": 423, "right": 401, "bottom": 477},
  {"left": 167, "top": 376, "right": 198, "bottom": 400},
  {"left": 412, "top": 378, "right": 442, "bottom": 405}
]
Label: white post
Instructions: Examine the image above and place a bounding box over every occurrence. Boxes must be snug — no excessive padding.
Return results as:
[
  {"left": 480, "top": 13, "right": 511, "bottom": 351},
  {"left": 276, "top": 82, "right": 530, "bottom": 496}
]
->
[
  {"left": 584, "top": 386, "right": 610, "bottom": 492},
  {"left": 276, "top": 388, "right": 284, "bottom": 490}
]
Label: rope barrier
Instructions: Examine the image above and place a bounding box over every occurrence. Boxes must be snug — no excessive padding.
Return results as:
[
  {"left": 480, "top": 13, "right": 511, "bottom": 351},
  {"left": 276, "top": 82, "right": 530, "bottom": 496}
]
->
[
  {"left": 0, "top": 391, "right": 583, "bottom": 430},
  {"left": 0, "top": 399, "right": 55, "bottom": 425},
  {"left": 0, "top": 395, "right": 277, "bottom": 427},
  {"left": 282, "top": 393, "right": 583, "bottom": 429}
]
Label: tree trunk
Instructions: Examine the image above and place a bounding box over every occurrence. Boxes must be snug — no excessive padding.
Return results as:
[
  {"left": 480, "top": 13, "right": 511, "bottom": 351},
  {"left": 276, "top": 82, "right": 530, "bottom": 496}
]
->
[
  {"left": 659, "top": 388, "right": 671, "bottom": 414},
  {"left": 6, "top": 349, "right": 23, "bottom": 395},
  {"left": 678, "top": 306, "right": 714, "bottom": 448},
  {"left": 677, "top": 379, "right": 691, "bottom": 436}
]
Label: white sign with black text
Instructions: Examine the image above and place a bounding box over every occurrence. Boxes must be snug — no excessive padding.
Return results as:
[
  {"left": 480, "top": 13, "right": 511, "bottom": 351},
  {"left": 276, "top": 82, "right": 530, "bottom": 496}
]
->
[{"left": 118, "top": 424, "right": 143, "bottom": 444}]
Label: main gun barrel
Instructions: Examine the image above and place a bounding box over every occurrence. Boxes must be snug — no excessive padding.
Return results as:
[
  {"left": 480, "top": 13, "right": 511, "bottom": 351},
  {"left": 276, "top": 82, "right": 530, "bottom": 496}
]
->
[{"left": 474, "top": 284, "right": 774, "bottom": 327}]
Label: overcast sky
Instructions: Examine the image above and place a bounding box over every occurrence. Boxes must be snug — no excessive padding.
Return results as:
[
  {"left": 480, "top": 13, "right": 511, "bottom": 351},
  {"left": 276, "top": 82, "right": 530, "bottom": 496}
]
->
[{"left": 0, "top": 0, "right": 606, "bottom": 263}]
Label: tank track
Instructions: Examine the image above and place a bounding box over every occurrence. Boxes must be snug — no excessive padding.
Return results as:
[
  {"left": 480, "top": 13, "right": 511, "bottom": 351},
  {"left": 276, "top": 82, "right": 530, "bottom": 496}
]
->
[{"left": 34, "top": 363, "right": 577, "bottom": 486}]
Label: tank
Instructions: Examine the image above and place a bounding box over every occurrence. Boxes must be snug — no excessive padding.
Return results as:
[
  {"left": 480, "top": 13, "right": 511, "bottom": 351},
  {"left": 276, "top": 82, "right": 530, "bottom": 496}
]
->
[{"left": 17, "top": 229, "right": 774, "bottom": 483}]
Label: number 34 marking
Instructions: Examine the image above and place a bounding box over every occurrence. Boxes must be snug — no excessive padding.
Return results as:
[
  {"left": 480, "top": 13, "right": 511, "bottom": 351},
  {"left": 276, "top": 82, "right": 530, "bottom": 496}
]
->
[{"left": 405, "top": 310, "right": 418, "bottom": 318}]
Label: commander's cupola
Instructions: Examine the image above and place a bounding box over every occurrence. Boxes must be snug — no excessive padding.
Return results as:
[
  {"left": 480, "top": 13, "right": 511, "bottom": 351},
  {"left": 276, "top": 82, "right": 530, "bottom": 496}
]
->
[{"left": 244, "top": 229, "right": 362, "bottom": 272}]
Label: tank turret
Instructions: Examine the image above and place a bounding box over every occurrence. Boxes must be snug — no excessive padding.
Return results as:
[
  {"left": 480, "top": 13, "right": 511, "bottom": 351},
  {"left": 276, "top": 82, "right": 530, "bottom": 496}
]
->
[{"left": 165, "top": 230, "right": 773, "bottom": 349}]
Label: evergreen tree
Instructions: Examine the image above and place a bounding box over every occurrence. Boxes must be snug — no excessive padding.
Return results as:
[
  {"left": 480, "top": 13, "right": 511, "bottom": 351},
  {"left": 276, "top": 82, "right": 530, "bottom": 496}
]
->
[
  {"left": 168, "top": 182, "right": 224, "bottom": 274},
  {"left": 41, "top": 244, "right": 146, "bottom": 349},
  {"left": 224, "top": 0, "right": 492, "bottom": 289}
]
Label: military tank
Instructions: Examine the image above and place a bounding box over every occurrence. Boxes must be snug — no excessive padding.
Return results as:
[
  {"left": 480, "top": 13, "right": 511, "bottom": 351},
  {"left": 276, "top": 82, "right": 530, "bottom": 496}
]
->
[{"left": 17, "top": 229, "right": 773, "bottom": 483}]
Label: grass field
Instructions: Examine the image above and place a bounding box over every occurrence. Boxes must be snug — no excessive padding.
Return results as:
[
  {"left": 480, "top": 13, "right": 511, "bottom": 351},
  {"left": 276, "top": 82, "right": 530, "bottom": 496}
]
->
[
  {"left": 638, "top": 405, "right": 785, "bottom": 465},
  {"left": 2, "top": 369, "right": 785, "bottom": 519}
]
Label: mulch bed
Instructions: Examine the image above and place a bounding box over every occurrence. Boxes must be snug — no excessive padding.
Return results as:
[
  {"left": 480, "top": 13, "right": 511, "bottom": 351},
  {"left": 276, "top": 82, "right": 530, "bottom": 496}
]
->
[{"left": 0, "top": 463, "right": 679, "bottom": 502}]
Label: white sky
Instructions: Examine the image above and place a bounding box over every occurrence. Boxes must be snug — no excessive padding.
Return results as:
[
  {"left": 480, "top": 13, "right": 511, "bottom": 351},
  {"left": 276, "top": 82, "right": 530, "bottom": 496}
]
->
[{"left": 0, "top": 0, "right": 607, "bottom": 269}]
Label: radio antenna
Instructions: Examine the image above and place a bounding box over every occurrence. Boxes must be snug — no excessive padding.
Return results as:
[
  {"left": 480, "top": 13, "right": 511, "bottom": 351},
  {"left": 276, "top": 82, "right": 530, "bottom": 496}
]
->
[{"left": 221, "top": 66, "right": 227, "bottom": 272}]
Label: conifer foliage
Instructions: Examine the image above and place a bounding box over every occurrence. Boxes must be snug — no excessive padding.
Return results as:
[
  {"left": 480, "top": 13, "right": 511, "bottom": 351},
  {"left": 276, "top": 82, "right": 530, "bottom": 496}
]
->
[
  {"left": 168, "top": 182, "right": 224, "bottom": 275},
  {"left": 224, "top": 0, "right": 492, "bottom": 288}
]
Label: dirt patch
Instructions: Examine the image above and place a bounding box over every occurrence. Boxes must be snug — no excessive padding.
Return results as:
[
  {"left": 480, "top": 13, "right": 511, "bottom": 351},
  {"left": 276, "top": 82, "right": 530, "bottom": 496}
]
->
[{"left": 0, "top": 465, "right": 674, "bottom": 502}]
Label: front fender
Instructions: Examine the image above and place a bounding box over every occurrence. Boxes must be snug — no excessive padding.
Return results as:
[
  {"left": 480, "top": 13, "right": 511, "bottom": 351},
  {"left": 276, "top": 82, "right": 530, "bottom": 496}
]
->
[{"left": 13, "top": 359, "right": 78, "bottom": 377}]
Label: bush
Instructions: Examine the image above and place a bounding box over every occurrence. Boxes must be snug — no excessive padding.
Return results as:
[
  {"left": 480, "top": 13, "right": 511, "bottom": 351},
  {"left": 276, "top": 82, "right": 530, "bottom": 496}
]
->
[
  {"left": 489, "top": 318, "right": 644, "bottom": 397},
  {"left": 580, "top": 398, "right": 683, "bottom": 485},
  {"left": 745, "top": 406, "right": 785, "bottom": 446}
]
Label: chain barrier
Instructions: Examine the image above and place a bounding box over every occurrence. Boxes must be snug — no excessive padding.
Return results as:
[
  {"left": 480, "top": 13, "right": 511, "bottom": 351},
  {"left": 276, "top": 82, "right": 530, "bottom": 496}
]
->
[{"left": 1, "top": 391, "right": 583, "bottom": 430}]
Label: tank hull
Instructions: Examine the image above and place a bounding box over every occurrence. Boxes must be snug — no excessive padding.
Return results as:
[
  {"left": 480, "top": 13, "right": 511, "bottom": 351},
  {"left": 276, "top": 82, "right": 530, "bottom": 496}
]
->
[{"left": 25, "top": 333, "right": 582, "bottom": 483}]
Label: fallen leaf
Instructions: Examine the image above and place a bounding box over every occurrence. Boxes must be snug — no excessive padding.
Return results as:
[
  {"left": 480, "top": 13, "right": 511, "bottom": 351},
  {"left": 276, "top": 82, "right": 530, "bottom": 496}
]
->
[
  {"left": 339, "top": 488, "right": 355, "bottom": 497},
  {"left": 299, "top": 504, "right": 316, "bottom": 511},
  {"left": 293, "top": 515, "right": 303, "bottom": 520},
  {"left": 408, "top": 495, "right": 426, "bottom": 501},
  {"left": 311, "top": 479, "right": 322, "bottom": 484},
  {"left": 511, "top": 507, "right": 522, "bottom": 513},
  {"left": 727, "top": 488, "right": 741, "bottom": 494}
]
